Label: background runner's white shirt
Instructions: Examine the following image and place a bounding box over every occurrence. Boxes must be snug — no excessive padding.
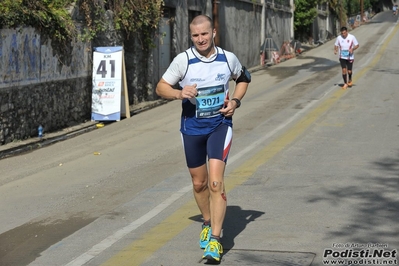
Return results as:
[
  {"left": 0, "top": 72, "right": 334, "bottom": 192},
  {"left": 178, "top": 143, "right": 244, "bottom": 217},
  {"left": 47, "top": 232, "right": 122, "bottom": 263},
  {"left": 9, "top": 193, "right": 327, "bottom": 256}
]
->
[
  {"left": 335, "top": 33, "right": 359, "bottom": 60},
  {"left": 162, "top": 46, "right": 242, "bottom": 85}
]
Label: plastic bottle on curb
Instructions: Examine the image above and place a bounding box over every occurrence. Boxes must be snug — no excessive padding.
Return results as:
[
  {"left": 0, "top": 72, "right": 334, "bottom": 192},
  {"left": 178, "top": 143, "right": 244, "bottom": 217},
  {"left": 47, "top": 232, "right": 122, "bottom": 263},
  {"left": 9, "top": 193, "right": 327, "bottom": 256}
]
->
[{"left": 38, "top": 125, "right": 43, "bottom": 139}]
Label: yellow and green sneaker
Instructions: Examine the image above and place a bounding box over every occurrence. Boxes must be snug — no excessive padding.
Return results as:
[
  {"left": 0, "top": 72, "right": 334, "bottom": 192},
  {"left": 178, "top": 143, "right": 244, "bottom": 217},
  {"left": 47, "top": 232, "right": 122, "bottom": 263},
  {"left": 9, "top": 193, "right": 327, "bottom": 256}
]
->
[
  {"left": 199, "top": 225, "right": 212, "bottom": 249},
  {"left": 202, "top": 239, "right": 223, "bottom": 262}
]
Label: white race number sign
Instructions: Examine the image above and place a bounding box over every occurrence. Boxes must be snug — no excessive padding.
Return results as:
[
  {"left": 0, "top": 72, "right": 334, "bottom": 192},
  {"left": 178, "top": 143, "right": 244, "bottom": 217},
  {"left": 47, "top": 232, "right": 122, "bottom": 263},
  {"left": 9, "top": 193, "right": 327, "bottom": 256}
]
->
[{"left": 91, "top": 46, "right": 124, "bottom": 121}]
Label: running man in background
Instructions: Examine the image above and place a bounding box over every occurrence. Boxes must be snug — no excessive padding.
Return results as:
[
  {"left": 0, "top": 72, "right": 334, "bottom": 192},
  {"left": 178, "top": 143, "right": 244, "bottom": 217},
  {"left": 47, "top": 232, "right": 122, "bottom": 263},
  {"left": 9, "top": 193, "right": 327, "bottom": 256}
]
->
[
  {"left": 156, "top": 15, "right": 251, "bottom": 262},
  {"left": 393, "top": 4, "right": 398, "bottom": 15},
  {"left": 334, "top": 26, "right": 359, "bottom": 89}
]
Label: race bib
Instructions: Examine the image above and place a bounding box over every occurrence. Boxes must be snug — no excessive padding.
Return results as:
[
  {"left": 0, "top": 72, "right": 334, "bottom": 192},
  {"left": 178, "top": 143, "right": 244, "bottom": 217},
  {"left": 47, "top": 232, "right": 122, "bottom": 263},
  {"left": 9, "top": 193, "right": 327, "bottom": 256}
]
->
[
  {"left": 340, "top": 50, "right": 350, "bottom": 58},
  {"left": 195, "top": 85, "right": 225, "bottom": 118}
]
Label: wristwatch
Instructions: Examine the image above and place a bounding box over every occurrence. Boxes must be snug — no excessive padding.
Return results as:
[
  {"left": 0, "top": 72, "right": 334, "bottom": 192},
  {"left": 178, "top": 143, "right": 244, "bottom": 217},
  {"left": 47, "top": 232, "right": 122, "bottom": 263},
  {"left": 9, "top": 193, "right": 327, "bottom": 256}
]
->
[{"left": 231, "top": 98, "right": 241, "bottom": 108}]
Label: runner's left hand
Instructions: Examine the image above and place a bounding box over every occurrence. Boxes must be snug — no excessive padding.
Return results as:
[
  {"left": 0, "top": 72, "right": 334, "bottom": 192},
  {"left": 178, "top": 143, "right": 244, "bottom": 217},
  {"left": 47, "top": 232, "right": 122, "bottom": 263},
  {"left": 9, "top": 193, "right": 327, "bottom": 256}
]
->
[{"left": 219, "top": 100, "right": 236, "bottom": 117}]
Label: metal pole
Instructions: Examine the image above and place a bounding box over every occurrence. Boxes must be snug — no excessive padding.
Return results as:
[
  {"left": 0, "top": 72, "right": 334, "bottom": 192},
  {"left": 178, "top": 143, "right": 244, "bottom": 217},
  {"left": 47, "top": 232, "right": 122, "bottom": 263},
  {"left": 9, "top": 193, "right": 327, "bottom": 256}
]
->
[
  {"left": 261, "top": 0, "right": 265, "bottom": 65},
  {"left": 213, "top": 0, "right": 220, "bottom": 46},
  {"left": 261, "top": 0, "right": 265, "bottom": 46},
  {"left": 339, "top": 0, "right": 343, "bottom": 28},
  {"left": 360, "top": 0, "right": 364, "bottom": 24}
]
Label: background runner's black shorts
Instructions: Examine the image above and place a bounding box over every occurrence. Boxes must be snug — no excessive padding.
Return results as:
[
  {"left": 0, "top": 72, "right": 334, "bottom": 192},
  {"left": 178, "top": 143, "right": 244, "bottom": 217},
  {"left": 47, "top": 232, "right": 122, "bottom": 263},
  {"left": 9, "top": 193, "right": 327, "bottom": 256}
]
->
[{"left": 339, "top": 58, "right": 354, "bottom": 70}]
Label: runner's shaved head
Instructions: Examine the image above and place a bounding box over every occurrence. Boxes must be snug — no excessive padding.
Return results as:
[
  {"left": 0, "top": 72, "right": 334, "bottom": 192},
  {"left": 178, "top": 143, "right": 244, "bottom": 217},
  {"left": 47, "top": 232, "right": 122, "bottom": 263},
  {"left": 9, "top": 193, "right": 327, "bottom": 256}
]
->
[{"left": 190, "top": 15, "right": 214, "bottom": 29}]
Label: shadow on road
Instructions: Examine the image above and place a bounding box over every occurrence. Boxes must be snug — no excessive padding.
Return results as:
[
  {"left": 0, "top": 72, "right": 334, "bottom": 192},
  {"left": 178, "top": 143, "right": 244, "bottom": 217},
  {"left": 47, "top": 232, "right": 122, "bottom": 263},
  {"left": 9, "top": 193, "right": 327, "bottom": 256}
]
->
[
  {"left": 306, "top": 151, "right": 399, "bottom": 244},
  {"left": 189, "top": 205, "right": 265, "bottom": 255}
]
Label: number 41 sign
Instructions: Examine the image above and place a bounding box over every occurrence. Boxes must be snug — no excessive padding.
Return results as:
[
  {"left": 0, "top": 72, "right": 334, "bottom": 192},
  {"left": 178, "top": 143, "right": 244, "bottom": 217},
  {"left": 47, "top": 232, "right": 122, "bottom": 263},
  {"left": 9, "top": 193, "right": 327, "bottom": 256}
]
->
[{"left": 91, "top": 46, "right": 130, "bottom": 121}]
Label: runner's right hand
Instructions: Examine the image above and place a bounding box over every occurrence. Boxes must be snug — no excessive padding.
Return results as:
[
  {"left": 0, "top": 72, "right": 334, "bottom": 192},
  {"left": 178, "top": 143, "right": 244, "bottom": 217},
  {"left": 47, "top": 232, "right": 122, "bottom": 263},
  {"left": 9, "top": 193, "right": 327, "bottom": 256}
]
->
[{"left": 181, "top": 84, "right": 198, "bottom": 99}]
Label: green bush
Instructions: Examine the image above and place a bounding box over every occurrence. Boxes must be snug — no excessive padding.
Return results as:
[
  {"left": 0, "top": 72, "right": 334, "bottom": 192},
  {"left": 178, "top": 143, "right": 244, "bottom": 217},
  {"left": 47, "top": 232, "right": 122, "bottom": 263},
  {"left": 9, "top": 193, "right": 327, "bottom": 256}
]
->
[
  {"left": 0, "top": 0, "right": 163, "bottom": 49},
  {"left": 0, "top": 0, "right": 76, "bottom": 44}
]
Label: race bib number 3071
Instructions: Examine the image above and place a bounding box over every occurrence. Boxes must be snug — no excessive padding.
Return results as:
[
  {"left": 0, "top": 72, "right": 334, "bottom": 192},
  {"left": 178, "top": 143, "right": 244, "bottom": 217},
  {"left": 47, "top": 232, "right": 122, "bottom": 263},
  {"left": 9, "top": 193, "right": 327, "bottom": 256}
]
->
[{"left": 195, "top": 85, "right": 225, "bottom": 118}]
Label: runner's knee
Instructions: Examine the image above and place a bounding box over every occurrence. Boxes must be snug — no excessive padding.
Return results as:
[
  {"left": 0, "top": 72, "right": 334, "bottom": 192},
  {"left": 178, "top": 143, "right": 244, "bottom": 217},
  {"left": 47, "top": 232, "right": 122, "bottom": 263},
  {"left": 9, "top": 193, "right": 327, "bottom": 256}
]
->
[
  {"left": 192, "top": 179, "right": 208, "bottom": 193},
  {"left": 209, "top": 180, "right": 223, "bottom": 193},
  {"left": 209, "top": 181, "right": 227, "bottom": 201}
]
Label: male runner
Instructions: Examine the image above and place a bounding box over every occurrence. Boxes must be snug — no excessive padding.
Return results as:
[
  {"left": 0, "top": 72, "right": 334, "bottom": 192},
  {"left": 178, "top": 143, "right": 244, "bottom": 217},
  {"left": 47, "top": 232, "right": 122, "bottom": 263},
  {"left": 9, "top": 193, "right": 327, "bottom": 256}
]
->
[
  {"left": 334, "top": 26, "right": 359, "bottom": 89},
  {"left": 156, "top": 15, "right": 250, "bottom": 261}
]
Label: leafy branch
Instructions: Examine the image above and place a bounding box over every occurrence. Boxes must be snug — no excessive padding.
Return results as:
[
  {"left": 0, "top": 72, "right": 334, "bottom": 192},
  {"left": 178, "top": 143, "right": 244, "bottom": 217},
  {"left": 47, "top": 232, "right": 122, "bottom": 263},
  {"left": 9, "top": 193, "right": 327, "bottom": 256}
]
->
[
  {"left": 79, "top": 0, "right": 164, "bottom": 48},
  {"left": 0, "top": 0, "right": 76, "bottom": 45},
  {"left": 0, "top": 0, "right": 164, "bottom": 50}
]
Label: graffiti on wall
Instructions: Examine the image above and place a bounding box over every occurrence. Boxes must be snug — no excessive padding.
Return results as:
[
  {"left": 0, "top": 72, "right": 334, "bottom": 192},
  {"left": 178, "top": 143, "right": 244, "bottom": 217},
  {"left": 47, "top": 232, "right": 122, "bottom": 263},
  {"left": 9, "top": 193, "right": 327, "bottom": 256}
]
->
[
  {"left": 0, "top": 30, "right": 40, "bottom": 84},
  {"left": 0, "top": 28, "right": 91, "bottom": 88}
]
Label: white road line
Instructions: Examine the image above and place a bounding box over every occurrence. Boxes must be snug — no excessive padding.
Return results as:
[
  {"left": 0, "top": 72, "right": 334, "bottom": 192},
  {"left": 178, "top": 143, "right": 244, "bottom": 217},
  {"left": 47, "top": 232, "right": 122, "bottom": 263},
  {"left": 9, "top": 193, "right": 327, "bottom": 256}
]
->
[{"left": 65, "top": 185, "right": 191, "bottom": 266}]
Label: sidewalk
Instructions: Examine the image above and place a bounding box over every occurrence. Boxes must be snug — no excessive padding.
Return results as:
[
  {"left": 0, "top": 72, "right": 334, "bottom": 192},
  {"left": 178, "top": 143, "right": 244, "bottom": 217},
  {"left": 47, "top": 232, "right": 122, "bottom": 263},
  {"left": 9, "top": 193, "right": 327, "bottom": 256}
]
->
[{"left": 0, "top": 100, "right": 168, "bottom": 160}]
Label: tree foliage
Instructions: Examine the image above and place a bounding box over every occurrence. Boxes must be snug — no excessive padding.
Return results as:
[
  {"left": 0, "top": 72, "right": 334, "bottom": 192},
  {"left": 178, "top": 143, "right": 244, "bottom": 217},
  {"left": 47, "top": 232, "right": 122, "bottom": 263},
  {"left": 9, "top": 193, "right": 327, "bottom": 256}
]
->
[
  {"left": 0, "top": 0, "right": 76, "bottom": 43},
  {"left": 294, "top": 0, "right": 318, "bottom": 38},
  {"left": 294, "top": 0, "right": 379, "bottom": 40},
  {"left": 0, "top": 0, "right": 164, "bottom": 49},
  {"left": 325, "top": 0, "right": 379, "bottom": 28},
  {"left": 344, "top": 0, "right": 379, "bottom": 16}
]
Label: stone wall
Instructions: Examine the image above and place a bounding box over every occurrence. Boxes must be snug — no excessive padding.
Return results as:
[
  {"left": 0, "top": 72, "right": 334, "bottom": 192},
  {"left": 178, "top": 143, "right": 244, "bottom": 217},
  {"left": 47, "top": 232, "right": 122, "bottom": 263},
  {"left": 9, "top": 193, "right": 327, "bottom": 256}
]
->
[
  {"left": 0, "top": 77, "right": 92, "bottom": 144},
  {"left": 0, "top": 23, "right": 156, "bottom": 145},
  {"left": 0, "top": 27, "right": 92, "bottom": 145}
]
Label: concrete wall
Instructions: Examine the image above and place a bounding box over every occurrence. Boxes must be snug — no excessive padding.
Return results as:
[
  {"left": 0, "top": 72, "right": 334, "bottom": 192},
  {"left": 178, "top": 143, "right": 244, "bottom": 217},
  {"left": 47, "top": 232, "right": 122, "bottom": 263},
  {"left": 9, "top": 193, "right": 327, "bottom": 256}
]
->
[
  {"left": 219, "top": 0, "right": 262, "bottom": 68},
  {"left": 311, "top": 5, "right": 337, "bottom": 44},
  {"left": 264, "top": 6, "right": 293, "bottom": 54},
  {"left": 0, "top": 28, "right": 90, "bottom": 87},
  {"left": 158, "top": 0, "right": 293, "bottom": 71}
]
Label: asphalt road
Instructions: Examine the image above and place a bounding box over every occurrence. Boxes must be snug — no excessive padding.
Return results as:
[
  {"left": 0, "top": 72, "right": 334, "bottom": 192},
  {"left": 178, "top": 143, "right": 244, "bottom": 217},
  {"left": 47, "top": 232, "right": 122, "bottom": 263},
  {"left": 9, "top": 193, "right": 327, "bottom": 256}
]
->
[{"left": 1, "top": 11, "right": 398, "bottom": 266}]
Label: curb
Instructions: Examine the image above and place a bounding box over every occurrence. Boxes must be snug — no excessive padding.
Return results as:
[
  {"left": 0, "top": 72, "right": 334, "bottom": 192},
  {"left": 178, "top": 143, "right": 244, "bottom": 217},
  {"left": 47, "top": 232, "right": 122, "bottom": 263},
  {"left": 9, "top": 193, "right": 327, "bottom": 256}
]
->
[
  {"left": 0, "top": 100, "right": 169, "bottom": 160},
  {"left": 0, "top": 125, "right": 97, "bottom": 160}
]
